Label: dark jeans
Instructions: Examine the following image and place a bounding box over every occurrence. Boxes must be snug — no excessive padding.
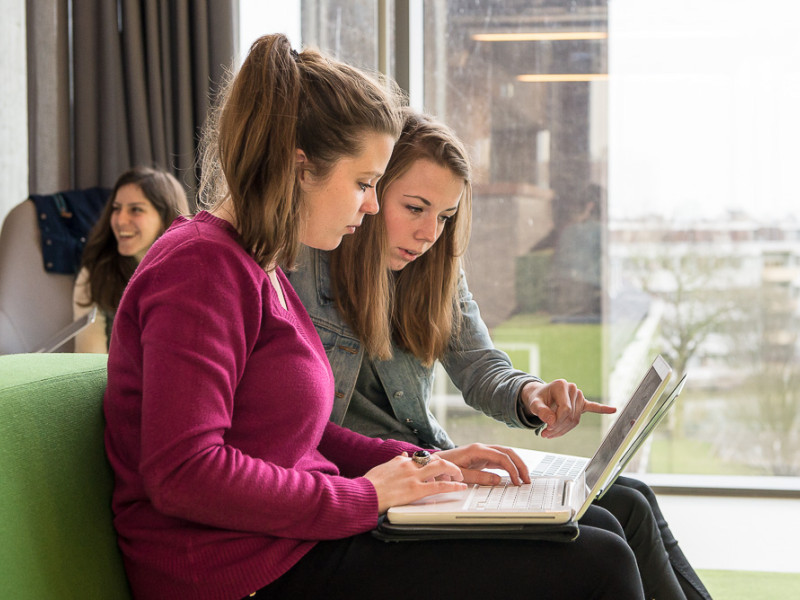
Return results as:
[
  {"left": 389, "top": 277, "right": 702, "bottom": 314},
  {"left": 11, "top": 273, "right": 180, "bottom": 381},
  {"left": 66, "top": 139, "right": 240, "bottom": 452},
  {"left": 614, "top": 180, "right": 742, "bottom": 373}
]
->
[
  {"left": 596, "top": 476, "right": 713, "bottom": 600},
  {"left": 250, "top": 504, "right": 643, "bottom": 599}
]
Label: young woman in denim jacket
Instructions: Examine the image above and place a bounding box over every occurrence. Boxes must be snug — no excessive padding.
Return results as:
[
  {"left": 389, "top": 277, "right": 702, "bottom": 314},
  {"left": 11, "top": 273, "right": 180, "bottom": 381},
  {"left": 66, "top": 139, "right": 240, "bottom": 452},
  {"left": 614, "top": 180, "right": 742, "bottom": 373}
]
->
[{"left": 290, "top": 109, "right": 711, "bottom": 600}]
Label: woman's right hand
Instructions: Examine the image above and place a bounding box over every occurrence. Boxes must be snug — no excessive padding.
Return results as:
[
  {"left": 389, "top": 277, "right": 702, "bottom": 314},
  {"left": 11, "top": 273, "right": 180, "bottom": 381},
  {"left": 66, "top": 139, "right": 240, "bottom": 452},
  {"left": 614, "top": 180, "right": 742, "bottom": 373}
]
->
[{"left": 363, "top": 453, "right": 467, "bottom": 514}]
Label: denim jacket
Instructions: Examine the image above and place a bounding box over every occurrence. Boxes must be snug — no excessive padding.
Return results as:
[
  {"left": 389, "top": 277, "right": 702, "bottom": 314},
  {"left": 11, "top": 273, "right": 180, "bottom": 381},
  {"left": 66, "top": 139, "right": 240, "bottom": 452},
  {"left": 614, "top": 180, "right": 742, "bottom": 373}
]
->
[{"left": 288, "top": 245, "right": 544, "bottom": 449}]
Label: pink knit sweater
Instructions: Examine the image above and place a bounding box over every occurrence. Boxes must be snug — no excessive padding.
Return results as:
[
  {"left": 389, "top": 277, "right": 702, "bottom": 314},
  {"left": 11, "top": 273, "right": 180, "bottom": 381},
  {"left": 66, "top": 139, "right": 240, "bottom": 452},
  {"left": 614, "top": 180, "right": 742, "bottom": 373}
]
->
[{"left": 104, "top": 212, "right": 419, "bottom": 599}]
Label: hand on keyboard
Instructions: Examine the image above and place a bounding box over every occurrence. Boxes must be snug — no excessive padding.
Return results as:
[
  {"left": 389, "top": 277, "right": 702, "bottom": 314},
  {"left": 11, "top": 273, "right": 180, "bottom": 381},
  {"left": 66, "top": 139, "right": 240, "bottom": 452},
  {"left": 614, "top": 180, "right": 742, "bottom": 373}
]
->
[{"left": 436, "top": 443, "right": 531, "bottom": 486}]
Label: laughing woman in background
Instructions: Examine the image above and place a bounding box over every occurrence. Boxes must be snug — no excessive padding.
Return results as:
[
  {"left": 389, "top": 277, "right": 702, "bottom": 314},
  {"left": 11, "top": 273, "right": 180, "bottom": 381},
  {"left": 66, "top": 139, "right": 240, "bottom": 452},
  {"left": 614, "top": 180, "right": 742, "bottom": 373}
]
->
[{"left": 73, "top": 166, "right": 188, "bottom": 352}]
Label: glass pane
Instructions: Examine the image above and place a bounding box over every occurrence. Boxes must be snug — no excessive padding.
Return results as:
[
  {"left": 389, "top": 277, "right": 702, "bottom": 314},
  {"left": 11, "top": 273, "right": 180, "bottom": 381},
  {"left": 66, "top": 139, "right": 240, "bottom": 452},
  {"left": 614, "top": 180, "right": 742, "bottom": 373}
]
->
[
  {"left": 608, "top": 0, "right": 800, "bottom": 478},
  {"left": 239, "top": 0, "right": 384, "bottom": 72},
  {"left": 423, "top": 0, "right": 611, "bottom": 458},
  {"left": 424, "top": 0, "right": 800, "bottom": 479},
  {"left": 301, "top": 0, "right": 384, "bottom": 72},
  {"left": 239, "top": 1, "right": 301, "bottom": 61}
]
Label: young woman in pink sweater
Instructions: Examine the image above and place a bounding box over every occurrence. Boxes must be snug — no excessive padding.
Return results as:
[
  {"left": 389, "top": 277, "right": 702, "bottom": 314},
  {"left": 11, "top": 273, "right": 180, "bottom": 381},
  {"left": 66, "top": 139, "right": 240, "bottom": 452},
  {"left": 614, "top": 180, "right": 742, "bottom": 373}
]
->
[{"left": 103, "top": 33, "right": 644, "bottom": 600}]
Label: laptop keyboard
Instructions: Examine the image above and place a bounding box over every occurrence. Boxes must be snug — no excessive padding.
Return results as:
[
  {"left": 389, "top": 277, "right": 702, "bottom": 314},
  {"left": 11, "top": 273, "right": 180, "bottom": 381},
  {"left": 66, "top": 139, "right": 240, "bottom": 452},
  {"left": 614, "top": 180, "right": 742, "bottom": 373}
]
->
[
  {"left": 468, "top": 478, "right": 562, "bottom": 511},
  {"left": 529, "top": 454, "right": 588, "bottom": 479},
  {"left": 464, "top": 454, "right": 587, "bottom": 513}
]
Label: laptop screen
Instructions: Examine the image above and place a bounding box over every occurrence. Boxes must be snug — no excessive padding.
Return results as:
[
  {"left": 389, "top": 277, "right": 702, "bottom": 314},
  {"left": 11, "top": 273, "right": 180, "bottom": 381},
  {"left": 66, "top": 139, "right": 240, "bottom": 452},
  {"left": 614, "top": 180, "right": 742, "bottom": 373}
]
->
[{"left": 584, "top": 356, "right": 671, "bottom": 489}]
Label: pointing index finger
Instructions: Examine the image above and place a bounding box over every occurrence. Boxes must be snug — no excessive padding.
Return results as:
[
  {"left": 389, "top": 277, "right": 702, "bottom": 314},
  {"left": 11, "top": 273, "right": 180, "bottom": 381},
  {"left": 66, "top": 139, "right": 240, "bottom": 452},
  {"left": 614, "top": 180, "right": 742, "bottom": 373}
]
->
[{"left": 583, "top": 401, "right": 616, "bottom": 414}]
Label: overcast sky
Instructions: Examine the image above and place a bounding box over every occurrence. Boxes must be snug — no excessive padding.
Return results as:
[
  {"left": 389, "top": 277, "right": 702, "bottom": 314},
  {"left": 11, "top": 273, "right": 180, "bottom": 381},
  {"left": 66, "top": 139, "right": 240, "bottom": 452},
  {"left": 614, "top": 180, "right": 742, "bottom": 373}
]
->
[{"left": 608, "top": 0, "right": 800, "bottom": 222}]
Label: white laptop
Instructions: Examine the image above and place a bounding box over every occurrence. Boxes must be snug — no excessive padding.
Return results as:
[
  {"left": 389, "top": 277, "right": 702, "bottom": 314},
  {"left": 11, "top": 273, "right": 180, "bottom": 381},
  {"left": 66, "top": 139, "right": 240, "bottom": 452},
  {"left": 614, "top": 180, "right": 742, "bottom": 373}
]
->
[
  {"left": 33, "top": 306, "right": 97, "bottom": 353},
  {"left": 386, "top": 355, "right": 673, "bottom": 525}
]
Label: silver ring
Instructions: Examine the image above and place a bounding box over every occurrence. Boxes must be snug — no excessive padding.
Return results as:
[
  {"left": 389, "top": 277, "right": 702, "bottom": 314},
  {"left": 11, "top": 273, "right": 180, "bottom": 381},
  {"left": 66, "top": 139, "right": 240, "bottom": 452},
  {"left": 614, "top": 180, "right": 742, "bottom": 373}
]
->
[{"left": 412, "top": 450, "right": 431, "bottom": 466}]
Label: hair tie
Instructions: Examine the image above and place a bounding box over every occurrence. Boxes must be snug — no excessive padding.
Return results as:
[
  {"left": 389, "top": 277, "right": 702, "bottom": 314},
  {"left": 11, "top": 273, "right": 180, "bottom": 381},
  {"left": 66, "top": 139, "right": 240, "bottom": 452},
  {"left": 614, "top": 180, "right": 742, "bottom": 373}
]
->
[{"left": 290, "top": 48, "right": 299, "bottom": 61}]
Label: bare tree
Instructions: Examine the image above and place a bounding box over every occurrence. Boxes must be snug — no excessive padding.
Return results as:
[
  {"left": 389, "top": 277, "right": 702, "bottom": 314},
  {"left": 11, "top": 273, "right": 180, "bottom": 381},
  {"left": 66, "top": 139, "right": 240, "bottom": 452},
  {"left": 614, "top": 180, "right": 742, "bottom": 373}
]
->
[
  {"left": 627, "top": 251, "right": 742, "bottom": 435},
  {"left": 725, "top": 284, "right": 800, "bottom": 475},
  {"left": 628, "top": 250, "right": 800, "bottom": 475}
]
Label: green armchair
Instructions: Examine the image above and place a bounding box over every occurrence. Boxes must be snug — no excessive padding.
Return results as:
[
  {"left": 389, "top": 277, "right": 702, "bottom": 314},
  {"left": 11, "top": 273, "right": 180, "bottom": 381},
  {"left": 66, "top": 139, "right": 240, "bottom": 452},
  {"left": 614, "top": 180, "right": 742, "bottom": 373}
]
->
[{"left": 0, "top": 353, "right": 131, "bottom": 599}]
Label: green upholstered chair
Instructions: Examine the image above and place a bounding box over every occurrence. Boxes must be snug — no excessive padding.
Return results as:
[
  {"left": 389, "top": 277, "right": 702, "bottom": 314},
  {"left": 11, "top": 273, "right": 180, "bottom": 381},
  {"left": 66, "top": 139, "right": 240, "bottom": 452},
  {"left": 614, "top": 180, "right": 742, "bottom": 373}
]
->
[{"left": 0, "top": 353, "right": 131, "bottom": 599}]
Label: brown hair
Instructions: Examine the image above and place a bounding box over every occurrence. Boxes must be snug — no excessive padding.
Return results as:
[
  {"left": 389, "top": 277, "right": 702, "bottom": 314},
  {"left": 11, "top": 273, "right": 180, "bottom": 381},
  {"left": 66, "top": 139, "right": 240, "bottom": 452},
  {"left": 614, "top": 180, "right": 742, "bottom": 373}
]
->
[
  {"left": 79, "top": 166, "right": 189, "bottom": 313},
  {"left": 331, "top": 109, "right": 473, "bottom": 365},
  {"left": 198, "top": 34, "right": 404, "bottom": 269}
]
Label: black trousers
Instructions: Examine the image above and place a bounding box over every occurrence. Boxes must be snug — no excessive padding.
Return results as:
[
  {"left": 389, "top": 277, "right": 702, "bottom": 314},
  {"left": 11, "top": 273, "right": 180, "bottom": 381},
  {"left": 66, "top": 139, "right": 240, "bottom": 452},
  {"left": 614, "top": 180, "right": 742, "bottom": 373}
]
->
[
  {"left": 597, "top": 477, "right": 713, "bottom": 600},
  {"left": 250, "top": 504, "right": 643, "bottom": 599}
]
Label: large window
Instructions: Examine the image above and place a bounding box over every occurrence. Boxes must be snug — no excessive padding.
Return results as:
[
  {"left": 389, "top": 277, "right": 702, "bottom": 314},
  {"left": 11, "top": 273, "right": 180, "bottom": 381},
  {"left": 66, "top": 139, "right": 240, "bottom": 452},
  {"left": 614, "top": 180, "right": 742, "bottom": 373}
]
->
[
  {"left": 424, "top": 0, "right": 800, "bottom": 481},
  {"left": 241, "top": 0, "right": 800, "bottom": 480},
  {"left": 606, "top": 0, "right": 800, "bottom": 478}
]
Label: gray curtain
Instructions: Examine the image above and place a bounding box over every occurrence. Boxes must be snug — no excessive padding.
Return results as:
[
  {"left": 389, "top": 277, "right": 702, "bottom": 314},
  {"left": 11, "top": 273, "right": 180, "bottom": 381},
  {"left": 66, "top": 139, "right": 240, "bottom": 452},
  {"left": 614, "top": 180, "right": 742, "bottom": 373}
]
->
[
  {"left": 28, "top": 0, "right": 238, "bottom": 207},
  {"left": 27, "top": 0, "right": 72, "bottom": 196}
]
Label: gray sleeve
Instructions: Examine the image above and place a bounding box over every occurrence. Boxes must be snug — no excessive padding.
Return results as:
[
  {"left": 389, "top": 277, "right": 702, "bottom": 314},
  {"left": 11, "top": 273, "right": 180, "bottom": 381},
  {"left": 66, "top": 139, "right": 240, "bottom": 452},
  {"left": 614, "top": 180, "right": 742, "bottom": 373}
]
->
[{"left": 440, "top": 271, "right": 545, "bottom": 431}]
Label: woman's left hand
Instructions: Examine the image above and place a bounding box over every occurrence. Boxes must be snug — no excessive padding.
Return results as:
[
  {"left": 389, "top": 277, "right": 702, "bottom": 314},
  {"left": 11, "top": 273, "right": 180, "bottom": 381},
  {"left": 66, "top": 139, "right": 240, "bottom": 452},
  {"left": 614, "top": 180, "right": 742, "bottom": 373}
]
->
[{"left": 435, "top": 443, "right": 531, "bottom": 487}]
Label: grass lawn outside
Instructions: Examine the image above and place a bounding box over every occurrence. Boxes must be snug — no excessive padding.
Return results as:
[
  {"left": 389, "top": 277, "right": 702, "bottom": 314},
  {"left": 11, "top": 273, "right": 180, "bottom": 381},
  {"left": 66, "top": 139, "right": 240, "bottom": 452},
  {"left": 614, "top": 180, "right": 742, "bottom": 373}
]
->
[
  {"left": 491, "top": 313, "right": 604, "bottom": 398},
  {"left": 649, "top": 437, "right": 765, "bottom": 476},
  {"left": 697, "top": 569, "right": 800, "bottom": 599}
]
